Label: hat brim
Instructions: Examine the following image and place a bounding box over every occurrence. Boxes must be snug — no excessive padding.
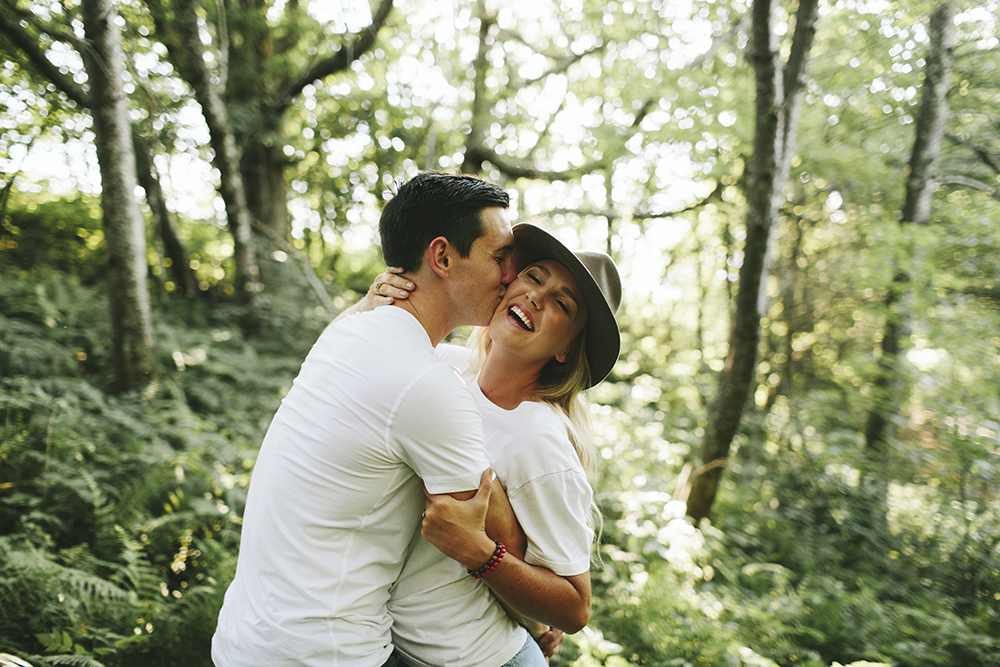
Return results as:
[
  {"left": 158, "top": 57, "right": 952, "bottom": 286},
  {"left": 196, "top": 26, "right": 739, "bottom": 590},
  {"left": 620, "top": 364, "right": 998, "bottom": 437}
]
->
[{"left": 512, "top": 224, "right": 621, "bottom": 388}]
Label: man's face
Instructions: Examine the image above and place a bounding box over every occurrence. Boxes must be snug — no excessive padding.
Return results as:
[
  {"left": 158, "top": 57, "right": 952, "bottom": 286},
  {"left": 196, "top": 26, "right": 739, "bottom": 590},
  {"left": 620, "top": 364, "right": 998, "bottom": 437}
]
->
[{"left": 449, "top": 206, "right": 516, "bottom": 327}]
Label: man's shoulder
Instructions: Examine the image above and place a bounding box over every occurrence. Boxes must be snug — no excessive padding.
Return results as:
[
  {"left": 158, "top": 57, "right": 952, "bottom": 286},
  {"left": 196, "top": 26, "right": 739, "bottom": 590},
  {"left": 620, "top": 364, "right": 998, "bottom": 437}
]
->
[
  {"left": 330, "top": 305, "right": 422, "bottom": 336},
  {"left": 321, "top": 307, "right": 432, "bottom": 356},
  {"left": 406, "top": 356, "right": 474, "bottom": 402}
]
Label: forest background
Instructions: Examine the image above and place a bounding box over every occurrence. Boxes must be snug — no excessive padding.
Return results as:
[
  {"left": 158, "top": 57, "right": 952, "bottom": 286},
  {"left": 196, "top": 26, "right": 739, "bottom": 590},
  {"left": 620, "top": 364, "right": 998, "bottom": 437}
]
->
[{"left": 1, "top": 0, "right": 999, "bottom": 665}]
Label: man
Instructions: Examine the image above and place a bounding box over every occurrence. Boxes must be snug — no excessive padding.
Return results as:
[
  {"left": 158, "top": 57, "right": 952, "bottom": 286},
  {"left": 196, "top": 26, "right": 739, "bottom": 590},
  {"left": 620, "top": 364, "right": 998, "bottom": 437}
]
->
[{"left": 212, "top": 172, "right": 517, "bottom": 667}]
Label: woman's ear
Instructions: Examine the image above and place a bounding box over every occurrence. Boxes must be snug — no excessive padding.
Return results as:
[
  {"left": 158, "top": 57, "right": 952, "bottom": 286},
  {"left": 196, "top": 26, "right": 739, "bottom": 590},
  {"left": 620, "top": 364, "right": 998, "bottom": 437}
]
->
[
  {"left": 427, "top": 237, "right": 451, "bottom": 277},
  {"left": 555, "top": 350, "right": 569, "bottom": 364}
]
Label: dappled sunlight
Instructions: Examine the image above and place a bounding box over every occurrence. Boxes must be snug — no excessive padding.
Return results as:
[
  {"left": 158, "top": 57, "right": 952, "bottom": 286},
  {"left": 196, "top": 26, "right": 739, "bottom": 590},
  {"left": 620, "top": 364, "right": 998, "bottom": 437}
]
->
[{"left": 2, "top": 0, "right": 999, "bottom": 665}]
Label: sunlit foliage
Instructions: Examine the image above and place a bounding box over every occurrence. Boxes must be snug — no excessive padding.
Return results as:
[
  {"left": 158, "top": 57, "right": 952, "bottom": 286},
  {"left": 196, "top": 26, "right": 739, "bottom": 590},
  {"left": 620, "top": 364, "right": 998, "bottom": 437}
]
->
[{"left": 2, "top": 0, "right": 1000, "bottom": 664}]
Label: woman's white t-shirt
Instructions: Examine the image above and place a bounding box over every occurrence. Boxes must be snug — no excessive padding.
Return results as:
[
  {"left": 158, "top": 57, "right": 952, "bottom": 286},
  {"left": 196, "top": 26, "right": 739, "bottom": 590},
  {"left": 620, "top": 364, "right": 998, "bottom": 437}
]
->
[{"left": 389, "top": 344, "right": 594, "bottom": 667}]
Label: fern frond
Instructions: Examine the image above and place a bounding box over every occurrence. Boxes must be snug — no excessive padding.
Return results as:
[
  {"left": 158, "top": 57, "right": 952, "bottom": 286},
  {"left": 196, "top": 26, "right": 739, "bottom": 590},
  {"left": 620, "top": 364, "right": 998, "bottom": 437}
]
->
[{"left": 30, "top": 655, "right": 106, "bottom": 667}]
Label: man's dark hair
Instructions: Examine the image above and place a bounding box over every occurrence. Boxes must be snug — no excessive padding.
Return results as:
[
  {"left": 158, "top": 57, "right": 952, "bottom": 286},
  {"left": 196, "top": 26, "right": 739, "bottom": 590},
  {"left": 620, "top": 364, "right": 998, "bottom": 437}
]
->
[{"left": 379, "top": 172, "right": 510, "bottom": 272}]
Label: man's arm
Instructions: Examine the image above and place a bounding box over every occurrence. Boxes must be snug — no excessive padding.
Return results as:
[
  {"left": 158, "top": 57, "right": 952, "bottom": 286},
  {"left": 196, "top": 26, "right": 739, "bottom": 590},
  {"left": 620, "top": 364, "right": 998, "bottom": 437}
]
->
[
  {"left": 438, "top": 473, "right": 564, "bottom": 655},
  {"left": 422, "top": 476, "right": 591, "bottom": 634},
  {"left": 483, "top": 472, "right": 527, "bottom": 559}
]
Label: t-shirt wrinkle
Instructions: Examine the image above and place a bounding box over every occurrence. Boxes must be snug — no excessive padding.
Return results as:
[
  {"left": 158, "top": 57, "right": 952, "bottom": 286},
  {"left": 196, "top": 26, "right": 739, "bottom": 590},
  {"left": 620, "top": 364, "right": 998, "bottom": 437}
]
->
[
  {"left": 506, "top": 468, "right": 582, "bottom": 498},
  {"left": 384, "top": 364, "right": 440, "bottom": 460}
]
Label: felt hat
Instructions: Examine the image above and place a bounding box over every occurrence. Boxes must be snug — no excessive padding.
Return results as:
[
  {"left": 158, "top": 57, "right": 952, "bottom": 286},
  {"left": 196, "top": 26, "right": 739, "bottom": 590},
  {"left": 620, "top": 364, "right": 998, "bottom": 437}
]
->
[{"left": 512, "top": 223, "right": 622, "bottom": 388}]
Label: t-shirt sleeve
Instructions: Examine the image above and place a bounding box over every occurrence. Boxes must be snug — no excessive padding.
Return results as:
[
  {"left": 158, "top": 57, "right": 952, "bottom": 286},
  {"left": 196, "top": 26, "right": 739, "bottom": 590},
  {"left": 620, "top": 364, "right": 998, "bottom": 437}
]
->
[
  {"left": 505, "top": 428, "right": 594, "bottom": 577},
  {"left": 390, "top": 362, "right": 489, "bottom": 495}
]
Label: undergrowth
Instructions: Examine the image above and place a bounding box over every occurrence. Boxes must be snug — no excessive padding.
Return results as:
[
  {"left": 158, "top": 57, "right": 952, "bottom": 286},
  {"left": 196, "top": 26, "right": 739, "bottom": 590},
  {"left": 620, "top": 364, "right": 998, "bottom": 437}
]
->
[
  {"left": 0, "top": 265, "right": 322, "bottom": 666},
  {"left": 2, "top": 260, "right": 998, "bottom": 667}
]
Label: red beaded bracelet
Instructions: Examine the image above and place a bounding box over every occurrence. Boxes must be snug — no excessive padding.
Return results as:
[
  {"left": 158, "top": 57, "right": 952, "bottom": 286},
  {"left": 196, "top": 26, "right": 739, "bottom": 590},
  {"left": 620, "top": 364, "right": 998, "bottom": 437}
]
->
[{"left": 469, "top": 541, "right": 506, "bottom": 579}]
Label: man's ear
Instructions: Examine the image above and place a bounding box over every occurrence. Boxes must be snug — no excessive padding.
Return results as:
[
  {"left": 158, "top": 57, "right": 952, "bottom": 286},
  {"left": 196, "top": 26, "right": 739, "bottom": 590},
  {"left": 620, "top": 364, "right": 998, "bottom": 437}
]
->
[{"left": 428, "top": 237, "right": 451, "bottom": 278}]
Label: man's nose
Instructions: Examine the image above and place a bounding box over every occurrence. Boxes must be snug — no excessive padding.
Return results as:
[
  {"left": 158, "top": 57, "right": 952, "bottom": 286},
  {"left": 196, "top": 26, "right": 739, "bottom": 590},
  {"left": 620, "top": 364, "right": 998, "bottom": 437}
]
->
[{"left": 500, "top": 256, "right": 517, "bottom": 285}]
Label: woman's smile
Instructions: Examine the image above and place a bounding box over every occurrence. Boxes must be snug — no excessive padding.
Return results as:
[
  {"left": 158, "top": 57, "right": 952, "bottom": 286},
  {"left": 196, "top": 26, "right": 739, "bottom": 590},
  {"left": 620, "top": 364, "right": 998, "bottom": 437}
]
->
[{"left": 508, "top": 304, "right": 535, "bottom": 331}]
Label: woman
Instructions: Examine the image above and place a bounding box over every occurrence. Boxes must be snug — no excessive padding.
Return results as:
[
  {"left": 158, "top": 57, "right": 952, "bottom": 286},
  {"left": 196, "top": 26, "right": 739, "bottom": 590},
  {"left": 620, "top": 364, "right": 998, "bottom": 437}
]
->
[{"left": 355, "top": 223, "right": 621, "bottom": 667}]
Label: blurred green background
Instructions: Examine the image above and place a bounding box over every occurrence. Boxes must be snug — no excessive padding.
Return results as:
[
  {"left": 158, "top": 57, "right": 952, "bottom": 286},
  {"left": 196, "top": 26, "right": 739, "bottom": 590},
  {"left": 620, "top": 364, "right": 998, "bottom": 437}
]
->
[{"left": 1, "top": 0, "right": 999, "bottom": 665}]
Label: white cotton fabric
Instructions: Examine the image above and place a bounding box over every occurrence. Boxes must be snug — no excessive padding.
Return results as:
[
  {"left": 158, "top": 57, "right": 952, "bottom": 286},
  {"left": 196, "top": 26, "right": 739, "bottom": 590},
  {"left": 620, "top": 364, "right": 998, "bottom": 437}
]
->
[
  {"left": 389, "top": 344, "right": 594, "bottom": 667},
  {"left": 212, "top": 309, "right": 490, "bottom": 667}
]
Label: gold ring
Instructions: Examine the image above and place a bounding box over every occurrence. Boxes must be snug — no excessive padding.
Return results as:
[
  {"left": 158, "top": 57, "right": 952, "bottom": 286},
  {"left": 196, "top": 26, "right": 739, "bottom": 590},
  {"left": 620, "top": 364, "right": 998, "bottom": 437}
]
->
[{"left": 374, "top": 281, "right": 383, "bottom": 295}]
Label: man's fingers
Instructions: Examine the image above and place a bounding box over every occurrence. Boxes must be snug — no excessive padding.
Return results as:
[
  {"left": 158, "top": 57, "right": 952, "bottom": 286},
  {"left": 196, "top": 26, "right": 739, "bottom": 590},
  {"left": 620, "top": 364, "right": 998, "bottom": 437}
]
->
[{"left": 477, "top": 467, "right": 494, "bottom": 501}]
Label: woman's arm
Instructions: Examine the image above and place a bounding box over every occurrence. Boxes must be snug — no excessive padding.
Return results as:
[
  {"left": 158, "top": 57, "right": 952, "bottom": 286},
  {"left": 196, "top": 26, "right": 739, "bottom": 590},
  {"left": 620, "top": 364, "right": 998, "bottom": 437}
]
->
[{"left": 326, "top": 267, "right": 414, "bottom": 328}]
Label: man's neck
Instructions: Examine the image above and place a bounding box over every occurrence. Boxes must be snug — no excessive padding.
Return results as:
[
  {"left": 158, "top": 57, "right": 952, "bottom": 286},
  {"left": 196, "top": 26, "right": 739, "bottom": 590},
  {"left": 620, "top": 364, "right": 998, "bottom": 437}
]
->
[{"left": 389, "top": 283, "right": 454, "bottom": 347}]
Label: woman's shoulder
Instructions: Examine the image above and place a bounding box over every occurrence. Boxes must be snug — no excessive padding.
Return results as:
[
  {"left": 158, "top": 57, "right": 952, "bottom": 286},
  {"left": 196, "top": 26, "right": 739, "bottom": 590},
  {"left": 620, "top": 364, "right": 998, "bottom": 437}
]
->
[
  {"left": 497, "top": 403, "right": 582, "bottom": 470},
  {"left": 517, "top": 401, "right": 568, "bottom": 433}
]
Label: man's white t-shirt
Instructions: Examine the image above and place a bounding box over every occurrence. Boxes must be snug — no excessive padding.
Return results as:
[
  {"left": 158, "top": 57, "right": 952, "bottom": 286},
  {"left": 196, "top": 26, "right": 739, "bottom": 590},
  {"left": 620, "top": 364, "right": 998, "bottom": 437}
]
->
[
  {"left": 389, "top": 344, "right": 594, "bottom": 667},
  {"left": 212, "top": 309, "right": 490, "bottom": 667}
]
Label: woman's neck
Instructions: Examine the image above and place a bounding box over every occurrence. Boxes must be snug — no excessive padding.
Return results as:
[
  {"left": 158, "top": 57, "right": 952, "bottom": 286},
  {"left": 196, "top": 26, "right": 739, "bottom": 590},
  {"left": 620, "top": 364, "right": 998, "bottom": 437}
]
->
[{"left": 477, "top": 347, "right": 545, "bottom": 410}]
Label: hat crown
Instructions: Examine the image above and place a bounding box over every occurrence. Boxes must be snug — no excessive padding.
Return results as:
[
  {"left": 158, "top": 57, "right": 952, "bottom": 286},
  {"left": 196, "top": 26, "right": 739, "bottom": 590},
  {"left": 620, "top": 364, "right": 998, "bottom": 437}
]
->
[{"left": 574, "top": 251, "right": 622, "bottom": 315}]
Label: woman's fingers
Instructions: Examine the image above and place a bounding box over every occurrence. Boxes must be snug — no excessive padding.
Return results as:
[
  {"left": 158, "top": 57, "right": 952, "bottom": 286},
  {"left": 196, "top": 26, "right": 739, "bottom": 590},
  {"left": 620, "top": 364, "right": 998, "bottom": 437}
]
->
[{"left": 373, "top": 267, "right": 415, "bottom": 300}]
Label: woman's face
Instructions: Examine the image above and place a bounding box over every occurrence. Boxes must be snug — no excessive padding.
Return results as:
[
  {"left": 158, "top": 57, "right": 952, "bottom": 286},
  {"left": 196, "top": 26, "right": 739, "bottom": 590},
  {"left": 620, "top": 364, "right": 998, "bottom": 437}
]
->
[{"left": 489, "top": 259, "right": 588, "bottom": 364}]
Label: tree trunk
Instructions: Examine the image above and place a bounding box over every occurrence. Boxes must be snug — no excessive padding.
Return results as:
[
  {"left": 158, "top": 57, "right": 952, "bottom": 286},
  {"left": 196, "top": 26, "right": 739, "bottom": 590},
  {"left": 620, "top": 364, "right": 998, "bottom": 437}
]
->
[
  {"left": 864, "top": 2, "right": 956, "bottom": 454},
  {"left": 226, "top": 0, "right": 289, "bottom": 241},
  {"left": 174, "top": 0, "right": 261, "bottom": 332},
  {"left": 232, "top": 0, "right": 393, "bottom": 239},
  {"left": 242, "top": 141, "right": 289, "bottom": 240},
  {"left": 80, "top": 0, "right": 158, "bottom": 393},
  {"left": 775, "top": 216, "right": 805, "bottom": 406},
  {"left": 132, "top": 129, "right": 197, "bottom": 299},
  {"left": 686, "top": 0, "right": 820, "bottom": 523},
  {"left": 462, "top": 0, "right": 494, "bottom": 175}
]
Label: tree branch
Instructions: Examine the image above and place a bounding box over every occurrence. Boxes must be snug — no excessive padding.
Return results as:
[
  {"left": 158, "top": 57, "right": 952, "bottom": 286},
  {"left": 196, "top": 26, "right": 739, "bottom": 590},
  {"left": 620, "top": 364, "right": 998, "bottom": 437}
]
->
[
  {"left": 945, "top": 131, "right": 1000, "bottom": 175},
  {"left": 250, "top": 217, "right": 334, "bottom": 315},
  {"left": 684, "top": 11, "right": 750, "bottom": 71},
  {"left": 275, "top": 0, "right": 394, "bottom": 113},
  {"left": 623, "top": 12, "right": 750, "bottom": 140},
  {"left": 954, "top": 44, "right": 1000, "bottom": 61},
  {"left": 462, "top": 0, "right": 494, "bottom": 174},
  {"left": 494, "top": 25, "right": 606, "bottom": 86},
  {"left": 2, "top": 0, "right": 86, "bottom": 48},
  {"left": 779, "top": 0, "right": 820, "bottom": 171},
  {"left": 548, "top": 180, "right": 723, "bottom": 220},
  {"left": 0, "top": 1, "right": 89, "bottom": 107},
  {"left": 471, "top": 144, "right": 605, "bottom": 181},
  {"left": 518, "top": 42, "right": 606, "bottom": 86},
  {"left": 952, "top": 108, "right": 1000, "bottom": 127},
  {"left": 938, "top": 175, "right": 1000, "bottom": 201},
  {"left": 214, "top": 0, "right": 229, "bottom": 92}
]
